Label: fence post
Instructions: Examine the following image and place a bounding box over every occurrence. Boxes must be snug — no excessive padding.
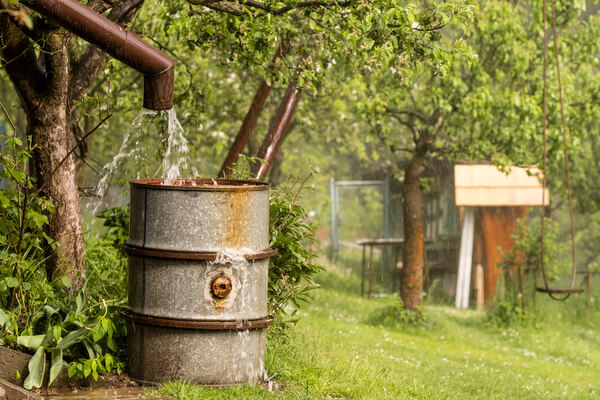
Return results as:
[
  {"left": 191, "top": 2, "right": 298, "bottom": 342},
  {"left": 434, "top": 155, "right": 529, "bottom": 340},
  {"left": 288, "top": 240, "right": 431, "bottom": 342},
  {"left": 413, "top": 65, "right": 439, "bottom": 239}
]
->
[
  {"left": 330, "top": 177, "right": 338, "bottom": 262},
  {"left": 382, "top": 177, "right": 391, "bottom": 270}
]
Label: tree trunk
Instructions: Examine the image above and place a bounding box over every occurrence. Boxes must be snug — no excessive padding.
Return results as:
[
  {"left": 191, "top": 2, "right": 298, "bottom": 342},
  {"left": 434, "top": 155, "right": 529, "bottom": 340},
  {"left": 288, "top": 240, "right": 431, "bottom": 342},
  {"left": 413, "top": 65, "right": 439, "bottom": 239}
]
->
[
  {"left": 253, "top": 79, "right": 301, "bottom": 180},
  {"left": 268, "top": 142, "right": 284, "bottom": 186},
  {"left": 1, "top": 2, "right": 142, "bottom": 290},
  {"left": 30, "top": 109, "right": 85, "bottom": 288},
  {"left": 29, "top": 34, "right": 86, "bottom": 288},
  {"left": 401, "top": 150, "right": 426, "bottom": 311},
  {"left": 219, "top": 42, "right": 288, "bottom": 177},
  {"left": 219, "top": 79, "right": 273, "bottom": 177}
]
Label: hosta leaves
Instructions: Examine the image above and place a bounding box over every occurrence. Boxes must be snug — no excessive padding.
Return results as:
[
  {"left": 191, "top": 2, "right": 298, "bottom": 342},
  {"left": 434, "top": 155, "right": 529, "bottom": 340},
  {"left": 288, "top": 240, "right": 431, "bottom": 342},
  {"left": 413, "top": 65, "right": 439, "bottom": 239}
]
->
[
  {"left": 48, "top": 350, "right": 63, "bottom": 386},
  {"left": 17, "top": 334, "right": 45, "bottom": 350},
  {"left": 23, "top": 346, "right": 45, "bottom": 390}
]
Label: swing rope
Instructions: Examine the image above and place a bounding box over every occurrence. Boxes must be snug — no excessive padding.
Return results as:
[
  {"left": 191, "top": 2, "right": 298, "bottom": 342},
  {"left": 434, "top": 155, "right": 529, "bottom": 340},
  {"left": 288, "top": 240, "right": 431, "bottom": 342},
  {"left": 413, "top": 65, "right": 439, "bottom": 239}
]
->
[{"left": 538, "top": 0, "right": 582, "bottom": 300}]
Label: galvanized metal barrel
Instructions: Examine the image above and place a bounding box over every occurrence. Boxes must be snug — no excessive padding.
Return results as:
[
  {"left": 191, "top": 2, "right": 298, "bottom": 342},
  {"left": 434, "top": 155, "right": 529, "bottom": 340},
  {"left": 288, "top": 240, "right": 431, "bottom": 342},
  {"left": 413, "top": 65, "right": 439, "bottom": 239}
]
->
[{"left": 123, "top": 178, "right": 274, "bottom": 385}]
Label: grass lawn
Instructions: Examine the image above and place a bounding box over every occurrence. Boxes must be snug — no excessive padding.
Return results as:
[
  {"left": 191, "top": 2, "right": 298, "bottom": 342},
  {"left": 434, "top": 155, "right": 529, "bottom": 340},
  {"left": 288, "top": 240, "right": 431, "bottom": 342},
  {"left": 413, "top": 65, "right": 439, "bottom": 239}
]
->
[{"left": 153, "top": 263, "right": 600, "bottom": 399}]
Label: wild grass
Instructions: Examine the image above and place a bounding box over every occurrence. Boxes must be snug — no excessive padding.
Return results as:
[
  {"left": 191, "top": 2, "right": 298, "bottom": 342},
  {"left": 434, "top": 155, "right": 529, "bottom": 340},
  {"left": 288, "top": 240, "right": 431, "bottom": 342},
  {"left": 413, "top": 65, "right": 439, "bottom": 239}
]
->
[{"left": 152, "top": 262, "right": 600, "bottom": 400}]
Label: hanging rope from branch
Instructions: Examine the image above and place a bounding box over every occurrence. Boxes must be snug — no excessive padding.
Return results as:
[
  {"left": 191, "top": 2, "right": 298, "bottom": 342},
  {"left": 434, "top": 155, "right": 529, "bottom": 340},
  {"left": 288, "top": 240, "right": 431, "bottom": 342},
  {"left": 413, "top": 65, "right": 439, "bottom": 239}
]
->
[{"left": 538, "top": 0, "right": 583, "bottom": 300}]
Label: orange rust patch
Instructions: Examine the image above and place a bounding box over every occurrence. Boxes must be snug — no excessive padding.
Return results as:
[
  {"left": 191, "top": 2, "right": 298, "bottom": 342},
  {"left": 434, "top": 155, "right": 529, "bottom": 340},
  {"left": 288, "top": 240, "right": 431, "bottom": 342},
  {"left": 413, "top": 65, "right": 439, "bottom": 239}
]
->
[{"left": 224, "top": 191, "right": 250, "bottom": 248}]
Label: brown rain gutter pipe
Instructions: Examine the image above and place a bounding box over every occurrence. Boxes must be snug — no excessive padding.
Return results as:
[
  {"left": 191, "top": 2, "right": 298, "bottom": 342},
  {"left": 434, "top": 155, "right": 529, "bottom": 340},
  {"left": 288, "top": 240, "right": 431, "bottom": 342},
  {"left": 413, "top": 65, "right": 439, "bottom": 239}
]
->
[{"left": 24, "top": 0, "right": 175, "bottom": 110}]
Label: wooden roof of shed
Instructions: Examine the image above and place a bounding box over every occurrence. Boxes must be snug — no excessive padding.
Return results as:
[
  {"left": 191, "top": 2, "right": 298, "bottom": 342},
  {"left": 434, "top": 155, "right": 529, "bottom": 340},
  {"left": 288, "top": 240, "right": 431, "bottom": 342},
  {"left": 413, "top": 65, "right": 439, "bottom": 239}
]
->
[{"left": 454, "top": 165, "right": 549, "bottom": 207}]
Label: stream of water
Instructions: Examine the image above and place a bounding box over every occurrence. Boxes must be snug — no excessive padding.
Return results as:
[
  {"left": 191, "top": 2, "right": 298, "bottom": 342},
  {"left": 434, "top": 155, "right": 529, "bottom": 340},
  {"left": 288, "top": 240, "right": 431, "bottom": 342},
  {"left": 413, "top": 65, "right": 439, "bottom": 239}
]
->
[{"left": 90, "top": 108, "right": 195, "bottom": 213}]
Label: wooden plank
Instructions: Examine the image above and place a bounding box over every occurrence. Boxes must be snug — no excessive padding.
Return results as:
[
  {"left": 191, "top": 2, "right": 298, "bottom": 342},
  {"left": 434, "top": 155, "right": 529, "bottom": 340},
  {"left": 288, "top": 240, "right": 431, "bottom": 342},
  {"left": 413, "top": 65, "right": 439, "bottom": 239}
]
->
[
  {"left": 456, "top": 208, "right": 475, "bottom": 309},
  {"left": 480, "top": 207, "right": 528, "bottom": 303},
  {"left": 455, "top": 187, "right": 549, "bottom": 206},
  {"left": 454, "top": 165, "right": 543, "bottom": 188},
  {"left": 476, "top": 264, "right": 485, "bottom": 310},
  {"left": 454, "top": 164, "right": 549, "bottom": 206}
]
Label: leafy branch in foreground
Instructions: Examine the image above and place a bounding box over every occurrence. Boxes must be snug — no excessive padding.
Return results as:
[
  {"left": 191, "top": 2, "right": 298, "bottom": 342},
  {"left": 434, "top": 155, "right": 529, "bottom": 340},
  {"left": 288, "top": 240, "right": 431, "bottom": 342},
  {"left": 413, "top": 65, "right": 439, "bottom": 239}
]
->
[
  {"left": 0, "top": 129, "right": 128, "bottom": 389},
  {"left": 268, "top": 169, "right": 323, "bottom": 324}
]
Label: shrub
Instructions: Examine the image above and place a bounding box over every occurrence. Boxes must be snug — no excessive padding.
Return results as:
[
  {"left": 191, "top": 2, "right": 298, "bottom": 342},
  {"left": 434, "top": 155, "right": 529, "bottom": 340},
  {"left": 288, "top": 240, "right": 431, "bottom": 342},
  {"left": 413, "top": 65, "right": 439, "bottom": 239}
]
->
[{"left": 0, "top": 133, "right": 127, "bottom": 388}]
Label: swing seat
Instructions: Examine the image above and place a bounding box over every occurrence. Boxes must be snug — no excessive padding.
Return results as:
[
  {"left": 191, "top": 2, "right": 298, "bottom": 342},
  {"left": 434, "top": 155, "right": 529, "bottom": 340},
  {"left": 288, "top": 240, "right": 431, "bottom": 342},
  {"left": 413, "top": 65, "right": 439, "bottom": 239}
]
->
[{"left": 535, "top": 287, "right": 584, "bottom": 294}]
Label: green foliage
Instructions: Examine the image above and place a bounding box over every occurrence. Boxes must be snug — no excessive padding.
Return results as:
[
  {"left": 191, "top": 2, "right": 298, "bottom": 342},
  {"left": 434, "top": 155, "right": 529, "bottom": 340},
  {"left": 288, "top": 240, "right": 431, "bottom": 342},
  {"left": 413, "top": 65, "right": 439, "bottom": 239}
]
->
[
  {"left": 0, "top": 133, "right": 59, "bottom": 323},
  {"left": 0, "top": 133, "right": 128, "bottom": 388},
  {"left": 0, "top": 135, "right": 56, "bottom": 311},
  {"left": 14, "top": 289, "right": 126, "bottom": 388},
  {"left": 486, "top": 299, "right": 533, "bottom": 328},
  {"left": 268, "top": 170, "right": 324, "bottom": 326},
  {"left": 366, "top": 298, "right": 424, "bottom": 328},
  {"left": 95, "top": 205, "right": 129, "bottom": 251},
  {"left": 489, "top": 217, "right": 568, "bottom": 327},
  {"left": 85, "top": 235, "right": 128, "bottom": 307},
  {"left": 225, "top": 154, "right": 264, "bottom": 181}
]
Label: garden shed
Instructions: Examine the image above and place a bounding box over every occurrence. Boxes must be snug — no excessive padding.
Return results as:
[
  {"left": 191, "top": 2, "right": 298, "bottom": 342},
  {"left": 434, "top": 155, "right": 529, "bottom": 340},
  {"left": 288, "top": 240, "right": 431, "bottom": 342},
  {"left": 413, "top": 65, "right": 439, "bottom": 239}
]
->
[{"left": 422, "top": 163, "right": 548, "bottom": 308}]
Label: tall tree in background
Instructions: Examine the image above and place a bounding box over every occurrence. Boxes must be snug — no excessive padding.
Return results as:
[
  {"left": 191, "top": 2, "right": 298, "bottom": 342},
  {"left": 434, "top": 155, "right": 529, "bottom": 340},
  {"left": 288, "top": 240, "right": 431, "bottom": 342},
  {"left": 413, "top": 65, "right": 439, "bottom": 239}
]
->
[{"left": 356, "top": 0, "right": 573, "bottom": 311}]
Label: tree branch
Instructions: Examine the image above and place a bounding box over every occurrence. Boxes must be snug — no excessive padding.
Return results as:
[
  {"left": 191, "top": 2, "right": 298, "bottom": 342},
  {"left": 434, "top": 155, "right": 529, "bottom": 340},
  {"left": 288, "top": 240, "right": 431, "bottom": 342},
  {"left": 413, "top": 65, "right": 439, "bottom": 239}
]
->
[
  {"left": 190, "top": 0, "right": 244, "bottom": 15},
  {"left": 240, "top": 0, "right": 352, "bottom": 15},
  {"left": 69, "top": 0, "right": 145, "bottom": 103},
  {"left": 189, "top": 0, "right": 353, "bottom": 16},
  {"left": 0, "top": 15, "right": 45, "bottom": 111}
]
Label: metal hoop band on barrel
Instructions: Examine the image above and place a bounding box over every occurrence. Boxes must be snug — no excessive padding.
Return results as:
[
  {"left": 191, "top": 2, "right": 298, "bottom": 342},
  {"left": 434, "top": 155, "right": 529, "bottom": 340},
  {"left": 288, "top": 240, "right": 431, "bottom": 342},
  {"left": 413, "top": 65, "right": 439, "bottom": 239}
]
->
[
  {"left": 122, "top": 244, "right": 277, "bottom": 261},
  {"left": 121, "top": 309, "right": 273, "bottom": 331},
  {"left": 130, "top": 178, "right": 270, "bottom": 191}
]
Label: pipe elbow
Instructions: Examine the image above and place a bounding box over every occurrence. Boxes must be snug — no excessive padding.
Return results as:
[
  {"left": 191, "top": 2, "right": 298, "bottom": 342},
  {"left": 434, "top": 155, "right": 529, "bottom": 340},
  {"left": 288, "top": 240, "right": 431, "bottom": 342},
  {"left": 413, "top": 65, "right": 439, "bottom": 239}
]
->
[{"left": 143, "top": 65, "right": 175, "bottom": 111}]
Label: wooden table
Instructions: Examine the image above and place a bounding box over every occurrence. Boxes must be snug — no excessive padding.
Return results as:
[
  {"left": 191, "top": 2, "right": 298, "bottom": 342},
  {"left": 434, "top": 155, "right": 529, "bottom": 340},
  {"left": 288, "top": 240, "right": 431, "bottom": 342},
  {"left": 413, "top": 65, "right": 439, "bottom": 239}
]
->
[{"left": 356, "top": 238, "right": 404, "bottom": 298}]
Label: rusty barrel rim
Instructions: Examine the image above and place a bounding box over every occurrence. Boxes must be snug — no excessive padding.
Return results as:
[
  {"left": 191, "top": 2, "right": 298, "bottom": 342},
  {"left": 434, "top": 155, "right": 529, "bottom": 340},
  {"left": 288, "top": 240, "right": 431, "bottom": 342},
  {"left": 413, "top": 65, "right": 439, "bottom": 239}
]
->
[
  {"left": 130, "top": 178, "right": 270, "bottom": 191},
  {"left": 122, "top": 309, "right": 273, "bottom": 330},
  {"left": 122, "top": 243, "right": 277, "bottom": 261}
]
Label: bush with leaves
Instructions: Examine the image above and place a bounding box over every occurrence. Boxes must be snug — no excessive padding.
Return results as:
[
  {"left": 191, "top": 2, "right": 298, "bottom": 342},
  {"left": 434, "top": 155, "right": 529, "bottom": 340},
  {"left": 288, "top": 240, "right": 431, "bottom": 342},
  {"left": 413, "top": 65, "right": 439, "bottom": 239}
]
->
[
  {"left": 489, "top": 217, "right": 567, "bottom": 326},
  {"left": 366, "top": 299, "right": 424, "bottom": 328},
  {"left": 95, "top": 206, "right": 130, "bottom": 251},
  {"left": 11, "top": 287, "right": 126, "bottom": 388},
  {"left": 0, "top": 131, "right": 127, "bottom": 388},
  {"left": 268, "top": 171, "right": 323, "bottom": 324}
]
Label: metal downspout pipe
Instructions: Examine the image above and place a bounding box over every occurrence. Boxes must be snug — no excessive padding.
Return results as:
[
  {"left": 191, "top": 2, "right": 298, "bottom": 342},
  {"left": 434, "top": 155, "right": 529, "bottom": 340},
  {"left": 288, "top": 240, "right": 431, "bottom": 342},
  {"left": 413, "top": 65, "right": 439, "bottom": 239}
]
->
[{"left": 24, "top": 0, "right": 175, "bottom": 110}]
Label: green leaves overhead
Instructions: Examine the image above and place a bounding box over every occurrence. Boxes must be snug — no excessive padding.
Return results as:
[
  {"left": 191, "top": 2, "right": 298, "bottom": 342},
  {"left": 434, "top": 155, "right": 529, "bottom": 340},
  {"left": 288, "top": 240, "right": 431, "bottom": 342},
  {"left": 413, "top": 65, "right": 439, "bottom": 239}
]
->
[
  {"left": 352, "top": 0, "right": 567, "bottom": 171},
  {"left": 164, "top": 0, "right": 477, "bottom": 89}
]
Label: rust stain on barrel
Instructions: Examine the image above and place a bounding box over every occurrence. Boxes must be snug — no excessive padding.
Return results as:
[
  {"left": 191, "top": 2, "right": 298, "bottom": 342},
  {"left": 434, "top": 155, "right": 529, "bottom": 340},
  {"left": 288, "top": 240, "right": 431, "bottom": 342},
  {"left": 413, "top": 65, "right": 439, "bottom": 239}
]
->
[{"left": 224, "top": 191, "right": 250, "bottom": 248}]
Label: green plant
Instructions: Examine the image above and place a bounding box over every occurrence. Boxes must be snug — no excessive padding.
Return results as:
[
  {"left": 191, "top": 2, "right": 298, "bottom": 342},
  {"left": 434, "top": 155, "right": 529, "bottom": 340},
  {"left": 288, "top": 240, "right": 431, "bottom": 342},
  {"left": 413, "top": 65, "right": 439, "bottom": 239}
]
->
[
  {"left": 0, "top": 130, "right": 128, "bottom": 389},
  {"left": 0, "top": 133, "right": 57, "bottom": 312},
  {"left": 85, "top": 235, "right": 128, "bottom": 303},
  {"left": 366, "top": 298, "right": 424, "bottom": 328},
  {"left": 95, "top": 205, "right": 129, "bottom": 251},
  {"left": 224, "top": 154, "right": 265, "bottom": 181},
  {"left": 15, "top": 285, "right": 126, "bottom": 388},
  {"left": 268, "top": 170, "right": 323, "bottom": 325},
  {"left": 486, "top": 298, "right": 534, "bottom": 328}
]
